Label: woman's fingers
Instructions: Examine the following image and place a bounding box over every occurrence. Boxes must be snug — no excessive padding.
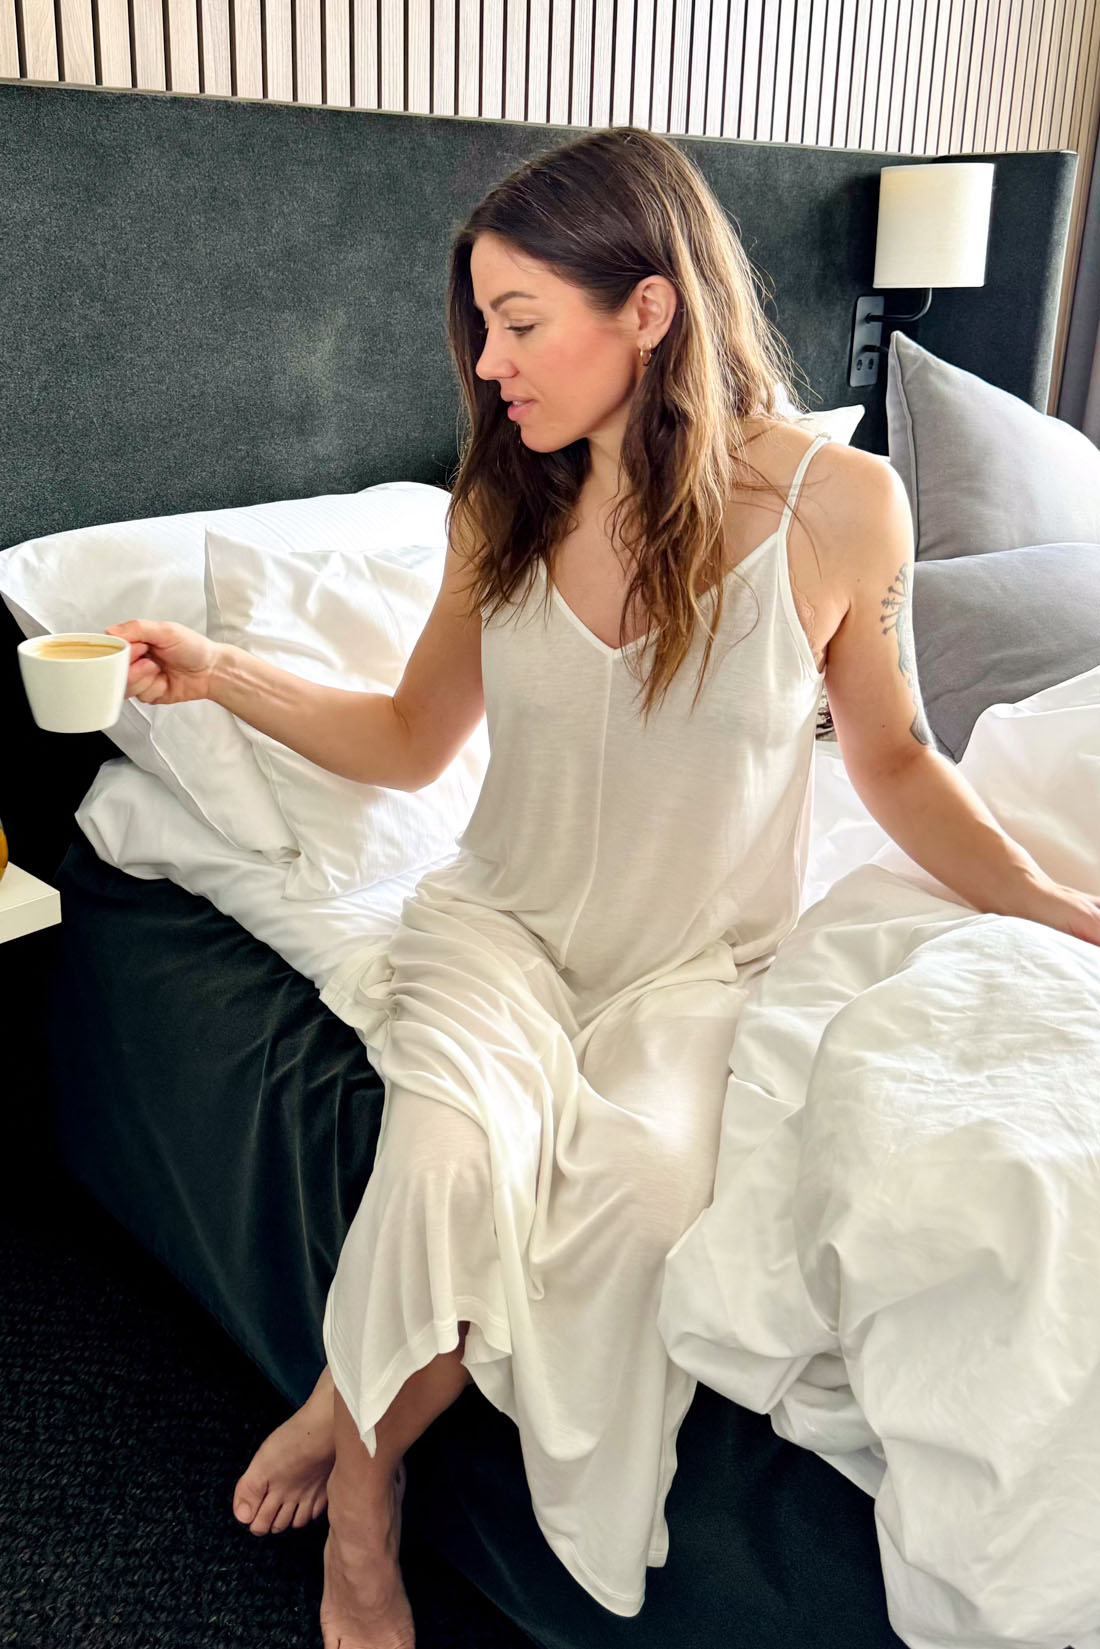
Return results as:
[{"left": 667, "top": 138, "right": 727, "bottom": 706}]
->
[
  {"left": 128, "top": 658, "right": 166, "bottom": 699},
  {"left": 133, "top": 677, "right": 168, "bottom": 702}
]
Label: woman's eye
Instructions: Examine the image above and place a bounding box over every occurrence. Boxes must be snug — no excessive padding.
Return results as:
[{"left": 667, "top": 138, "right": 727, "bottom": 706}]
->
[{"left": 507, "top": 325, "right": 533, "bottom": 335}]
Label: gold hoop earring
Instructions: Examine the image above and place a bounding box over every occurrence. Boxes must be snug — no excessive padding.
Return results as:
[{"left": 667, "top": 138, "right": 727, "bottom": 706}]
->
[{"left": 639, "top": 343, "right": 654, "bottom": 366}]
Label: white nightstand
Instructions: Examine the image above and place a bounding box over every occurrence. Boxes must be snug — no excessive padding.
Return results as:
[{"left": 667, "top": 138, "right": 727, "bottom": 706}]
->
[{"left": 0, "top": 862, "right": 62, "bottom": 944}]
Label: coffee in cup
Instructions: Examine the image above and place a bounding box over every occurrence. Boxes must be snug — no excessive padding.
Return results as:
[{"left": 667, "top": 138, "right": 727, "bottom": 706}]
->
[
  {"left": 17, "top": 631, "right": 131, "bottom": 733},
  {"left": 31, "top": 639, "right": 128, "bottom": 661}
]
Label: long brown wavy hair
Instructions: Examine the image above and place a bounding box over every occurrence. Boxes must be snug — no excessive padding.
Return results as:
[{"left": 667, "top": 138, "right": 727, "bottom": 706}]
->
[{"left": 444, "top": 125, "right": 816, "bottom": 722}]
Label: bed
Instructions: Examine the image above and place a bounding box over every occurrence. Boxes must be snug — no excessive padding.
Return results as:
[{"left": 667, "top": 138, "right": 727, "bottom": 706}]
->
[{"left": 3, "top": 78, "right": 1098, "bottom": 1649}]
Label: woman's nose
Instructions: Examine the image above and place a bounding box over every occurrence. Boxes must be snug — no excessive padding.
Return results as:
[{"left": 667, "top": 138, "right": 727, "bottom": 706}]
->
[{"left": 475, "top": 336, "right": 512, "bottom": 380}]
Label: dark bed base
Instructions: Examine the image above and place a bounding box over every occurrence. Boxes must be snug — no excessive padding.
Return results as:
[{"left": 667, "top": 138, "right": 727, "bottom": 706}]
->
[{"left": 47, "top": 825, "right": 905, "bottom": 1649}]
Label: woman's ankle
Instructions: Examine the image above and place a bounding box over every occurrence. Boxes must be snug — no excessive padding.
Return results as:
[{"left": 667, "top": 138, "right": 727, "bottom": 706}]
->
[
  {"left": 327, "top": 1454, "right": 404, "bottom": 1553},
  {"left": 304, "top": 1363, "right": 336, "bottom": 1412}
]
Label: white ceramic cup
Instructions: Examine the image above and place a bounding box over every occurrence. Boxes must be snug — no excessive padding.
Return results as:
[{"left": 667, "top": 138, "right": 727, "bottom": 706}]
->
[{"left": 17, "top": 632, "right": 132, "bottom": 733}]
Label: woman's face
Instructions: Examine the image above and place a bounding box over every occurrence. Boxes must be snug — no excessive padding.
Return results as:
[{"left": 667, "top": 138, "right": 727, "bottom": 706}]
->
[{"left": 469, "top": 233, "right": 645, "bottom": 455}]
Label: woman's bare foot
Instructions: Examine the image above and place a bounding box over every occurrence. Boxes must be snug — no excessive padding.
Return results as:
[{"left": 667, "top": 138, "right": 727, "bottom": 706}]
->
[
  {"left": 320, "top": 1460, "right": 414, "bottom": 1648},
  {"left": 233, "top": 1364, "right": 337, "bottom": 1535}
]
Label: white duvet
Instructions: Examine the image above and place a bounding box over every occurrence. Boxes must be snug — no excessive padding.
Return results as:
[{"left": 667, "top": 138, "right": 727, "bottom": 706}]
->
[
  {"left": 660, "top": 667, "right": 1100, "bottom": 1649},
  {"left": 74, "top": 668, "right": 1100, "bottom": 1649}
]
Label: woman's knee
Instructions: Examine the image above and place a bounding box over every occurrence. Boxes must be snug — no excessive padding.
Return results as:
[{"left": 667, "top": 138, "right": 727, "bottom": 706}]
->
[
  {"left": 611, "top": 1142, "right": 717, "bottom": 1263},
  {"left": 377, "top": 1090, "right": 493, "bottom": 1206}
]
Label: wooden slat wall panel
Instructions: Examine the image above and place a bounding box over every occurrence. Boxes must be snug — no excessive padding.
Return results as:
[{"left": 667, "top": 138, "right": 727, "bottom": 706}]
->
[
  {"left": 21, "top": 0, "right": 58, "bottom": 77},
  {"left": 788, "top": 0, "right": 813, "bottom": 143},
  {"left": 822, "top": 0, "right": 845, "bottom": 139},
  {"left": 1022, "top": 0, "right": 1051, "bottom": 148},
  {"left": 841, "top": 0, "right": 868, "bottom": 145},
  {"left": 611, "top": 0, "right": 634, "bottom": 125},
  {"left": 502, "top": 0, "right": 524, "bottom": 118},
  {"left": 408, "top": 0, "right": 431, "bottom": 112},
  {"left": 431, "top": 0, "right": 455, "bottom": 113},
  {"left": 235, "top": 0, "right": 264, "bottom": 99},
  {"left": 296, "top": 0, "right": 322, "bottom": 103},
  {"left": 0, "top": 0, "right": 19, "bottom": 76},
  {"left": 571, "top": 0, "right": 592, "bottom": 124},
  {"left": 1047, "top": 0, "right": 1077, "bottom": 142},
  {"left": 684, "top": 0, "right": 710, "bottom": 134},
  {"left": 201, "top": 0, "right": 233, "bottom": 95},
  {"left": 352, "top": 0, "right": 376, "bottom": 107},
  {"left": 9, "top": 0, "right": 1099, "bottom": 169},
  {"left": 527, "top": 0, "right": 549, "bottom": 119},
  {"left": 701, "top": 0, "right": 727, "bottom": 135},
  {"left": 96, "top": 0, "right": 131, "bottom": 85},
  {"left": 133, "top": 0, "right": 167, "bottom": 87},
  {"left": 547, "top": 0, "right": 569, "bottom": 120},
  {"left": 57, "top": 0, "right": 95, "bottom": 83},
  {"left": 645, "top": 0, "right": 668, "bottom": 126},
  {"left": 1051, "top": 0, "right": 1100, "bottom": 393},
  {"left": 590, "top": 0, "right": 612, "bottom": 129},
  {"left": 481, "top": 0, "right": 503, "bottom": 116},
  {"left": 6, "top": 0, "right": 1100, "bottom": 407},
  {"left": 165, "top": 0, "right": 200, "bottom": 91}
]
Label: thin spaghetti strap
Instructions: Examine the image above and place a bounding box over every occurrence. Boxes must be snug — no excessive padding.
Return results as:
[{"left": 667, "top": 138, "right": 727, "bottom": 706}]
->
[
  {"left": 775, "top": 431, "right": 832, "bottom": 678},
  {"left": 780, "top": 432, "right": 832, "bottom": 529}
]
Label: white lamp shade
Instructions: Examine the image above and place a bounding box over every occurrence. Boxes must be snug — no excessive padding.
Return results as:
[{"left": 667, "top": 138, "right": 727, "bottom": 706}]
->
[{"left": 873, "top": 161, "right": 995, "bottom": 288}]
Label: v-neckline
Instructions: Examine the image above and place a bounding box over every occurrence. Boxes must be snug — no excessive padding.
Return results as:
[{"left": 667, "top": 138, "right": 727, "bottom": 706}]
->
[{"left": 541, "top": 529, "right": 781, "bottom": 659}]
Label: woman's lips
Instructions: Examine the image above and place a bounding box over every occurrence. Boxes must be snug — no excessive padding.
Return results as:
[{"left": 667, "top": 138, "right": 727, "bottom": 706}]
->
[{"left": 507, "top": 399, "right": 536, "bottom": 420}]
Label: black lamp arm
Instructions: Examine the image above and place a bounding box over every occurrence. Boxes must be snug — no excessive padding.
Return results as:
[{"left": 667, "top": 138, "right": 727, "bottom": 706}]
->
[
  {"left": 878, "top": 287, "right": 933, "bottom": 323},
  {"left": 860, "top": 286, "right": 933, "bottom": 354}
]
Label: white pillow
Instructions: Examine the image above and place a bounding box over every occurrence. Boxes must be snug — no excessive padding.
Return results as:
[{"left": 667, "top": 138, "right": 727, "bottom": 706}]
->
[
  {"left": 770, "top": 381, "right": 866, "bottom": 445},
  {"left": 954, "top": 663, "right": 1100, "bottom": 896},
  {"left": 794, "top": 404, "right": 866, "bottom": 444},
  {"left": 204, "top": 521, "right": 491, "bottom": 900},
  {"left": 870, "top": 664, "right": 1100, "bottom": 901},
  {"left": 0, "top": 482, "right": 455, "bottom": 860}
]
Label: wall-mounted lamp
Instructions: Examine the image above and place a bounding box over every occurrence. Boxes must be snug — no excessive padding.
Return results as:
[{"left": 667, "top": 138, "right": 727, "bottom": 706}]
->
[{"left": 848, "top": 160, "right": 995, "bottom": 389}]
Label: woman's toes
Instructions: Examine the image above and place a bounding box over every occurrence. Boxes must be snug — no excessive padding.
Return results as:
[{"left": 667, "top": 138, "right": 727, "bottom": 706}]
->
[
  {"left": 269, "top": 1500, "right": 299, "bottom": 1535},
  {"left": 233, "top": 1472, "right": 265, "bottom": 1525},
  {"left": 247, "top": 1490, "right": 284, "bottom": 1536},
  {"left": 231, "top": 1392, "right": 336, "bottom": 1536},
  {"left": 292, "top": 1501, "right": 314, "bottom": 1530}
]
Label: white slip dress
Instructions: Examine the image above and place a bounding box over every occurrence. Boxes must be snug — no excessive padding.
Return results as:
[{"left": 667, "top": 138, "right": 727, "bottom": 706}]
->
[{"left": 319, "top": 431, "right": 833, "bottom": 1615}]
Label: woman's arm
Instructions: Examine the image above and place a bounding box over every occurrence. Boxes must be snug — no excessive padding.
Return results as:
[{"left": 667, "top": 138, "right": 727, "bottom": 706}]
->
[
  {"left": 819, "top": 452, "right": 1100, "bottom": 948},
  {"left": 112, "top": 526, "right": 485, "bottom": 794}
]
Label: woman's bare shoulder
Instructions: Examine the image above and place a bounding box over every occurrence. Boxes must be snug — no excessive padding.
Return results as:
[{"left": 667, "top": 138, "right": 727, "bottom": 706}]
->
[
  {"left": 740, "top": 421, "right": 895, "bottom": 528},
  {"left": 800, "top": 439, "right": 906, "bottom": 561},
  {"left": 725, "top": 418, "right": 831, "bottom": 550}
]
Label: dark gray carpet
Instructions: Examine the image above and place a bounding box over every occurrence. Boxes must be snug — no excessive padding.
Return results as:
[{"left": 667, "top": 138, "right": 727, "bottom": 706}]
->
[{"left": 0, "top": 1151, "right": 538, "bottom": 1649}]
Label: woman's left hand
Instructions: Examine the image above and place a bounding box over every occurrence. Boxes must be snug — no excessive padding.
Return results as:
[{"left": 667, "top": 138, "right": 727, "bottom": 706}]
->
[{"left": 1012, "top": 876, "right": 1100, "bottom": 948}]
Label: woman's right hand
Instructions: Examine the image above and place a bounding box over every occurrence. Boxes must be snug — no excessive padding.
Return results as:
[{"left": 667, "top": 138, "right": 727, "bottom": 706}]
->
[{"left": 103, "top": 620, "right": 223, "bottom": 706}]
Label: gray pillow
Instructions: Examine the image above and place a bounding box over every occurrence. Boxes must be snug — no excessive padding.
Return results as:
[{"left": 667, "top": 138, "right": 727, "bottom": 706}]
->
[
  {"left": 913, "top": 541, "right": 1100, "bottom": 761},
  {"left": 886, "top": 331, "right": 1100, "bottom": 562}
]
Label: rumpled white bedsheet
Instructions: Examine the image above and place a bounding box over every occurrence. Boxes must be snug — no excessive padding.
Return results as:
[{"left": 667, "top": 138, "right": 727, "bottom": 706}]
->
[{"left": 659, "top": 667, "right": 1100, "bottom": 1649}]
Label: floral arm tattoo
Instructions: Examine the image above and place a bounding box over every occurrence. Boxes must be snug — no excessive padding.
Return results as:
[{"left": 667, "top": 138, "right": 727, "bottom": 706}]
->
[{"left": 881, "top": 564, "right": 935, "bottom": 747}]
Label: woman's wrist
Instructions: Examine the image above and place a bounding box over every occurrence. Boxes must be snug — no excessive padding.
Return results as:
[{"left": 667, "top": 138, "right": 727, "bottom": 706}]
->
[
  {"left": 206, "top": 640, "right": 254, "bottom": 710},
  {"left": 967, "top": 857, "right": 1052, "bottom": 920}
]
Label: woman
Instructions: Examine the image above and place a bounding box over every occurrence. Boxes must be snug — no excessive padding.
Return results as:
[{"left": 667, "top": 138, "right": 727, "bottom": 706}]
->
[{"left": 107, "top": 126, "right": 1100, "bottom": 1649}]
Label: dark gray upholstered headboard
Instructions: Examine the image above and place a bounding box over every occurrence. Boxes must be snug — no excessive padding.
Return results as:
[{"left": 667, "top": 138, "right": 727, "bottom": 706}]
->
[{"left": 0, "top": 79, "right": 1078, "bottom": 878}]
